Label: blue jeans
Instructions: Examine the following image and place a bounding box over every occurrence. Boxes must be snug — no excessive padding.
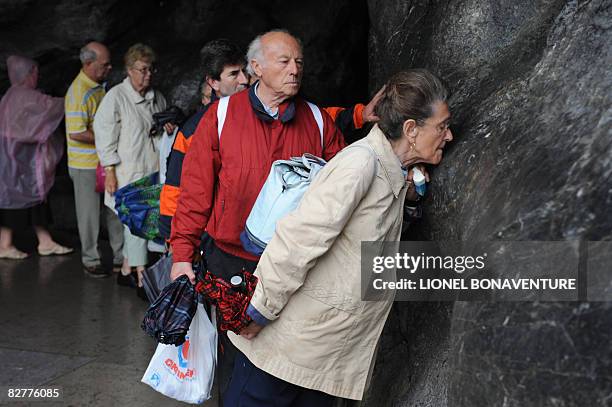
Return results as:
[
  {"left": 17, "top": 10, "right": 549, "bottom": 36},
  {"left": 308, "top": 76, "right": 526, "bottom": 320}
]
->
[{"left": 223, "top": 351, "right": 335, "bottom": 407}]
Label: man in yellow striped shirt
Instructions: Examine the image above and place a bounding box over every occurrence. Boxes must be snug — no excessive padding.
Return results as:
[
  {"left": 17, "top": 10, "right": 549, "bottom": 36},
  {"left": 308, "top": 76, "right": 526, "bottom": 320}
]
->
[{"left": 65, "top": 42, "right": 124, "bottom": 278}]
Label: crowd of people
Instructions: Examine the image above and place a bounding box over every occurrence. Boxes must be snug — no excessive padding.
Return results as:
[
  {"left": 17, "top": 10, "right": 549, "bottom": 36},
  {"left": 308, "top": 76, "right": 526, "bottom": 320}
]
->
[{"left": 0, "top": 29, "right": 453, "bottom": 406}]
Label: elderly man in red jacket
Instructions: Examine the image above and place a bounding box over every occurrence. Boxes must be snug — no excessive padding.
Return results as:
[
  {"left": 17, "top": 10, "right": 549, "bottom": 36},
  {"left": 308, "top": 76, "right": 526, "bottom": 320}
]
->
[{"left": 169, "top": 29, "right": 345, "bottom": 398}]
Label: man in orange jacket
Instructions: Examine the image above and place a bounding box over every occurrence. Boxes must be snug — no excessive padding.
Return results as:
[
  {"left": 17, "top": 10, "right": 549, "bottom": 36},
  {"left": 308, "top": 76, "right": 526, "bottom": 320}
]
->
[{"left": 158, "top": 39, "right": 248, "bottom": 240}]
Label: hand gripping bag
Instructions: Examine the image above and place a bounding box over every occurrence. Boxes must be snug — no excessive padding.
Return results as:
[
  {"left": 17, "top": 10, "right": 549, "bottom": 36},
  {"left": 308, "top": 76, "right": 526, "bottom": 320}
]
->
[{"left": 142, "top": 304, "right": 217, "bottom": 404}]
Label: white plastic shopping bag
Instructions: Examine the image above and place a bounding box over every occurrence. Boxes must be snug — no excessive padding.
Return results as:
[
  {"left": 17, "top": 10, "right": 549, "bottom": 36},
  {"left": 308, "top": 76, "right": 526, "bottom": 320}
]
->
[{"left": 142, "top": 304, "right": 217, "bottom": 404}]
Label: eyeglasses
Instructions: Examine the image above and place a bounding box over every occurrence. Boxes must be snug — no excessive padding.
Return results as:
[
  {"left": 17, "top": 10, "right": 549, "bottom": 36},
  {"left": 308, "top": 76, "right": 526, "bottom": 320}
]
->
[
  {"left": 131, "top": 66, "right": 157, "bottom": 75},
  {"left": 436, "top": 121, "right": 451, "bottom": 134},
  {"left": 420, "top": 120, "right": 451, "bottom": 135}
]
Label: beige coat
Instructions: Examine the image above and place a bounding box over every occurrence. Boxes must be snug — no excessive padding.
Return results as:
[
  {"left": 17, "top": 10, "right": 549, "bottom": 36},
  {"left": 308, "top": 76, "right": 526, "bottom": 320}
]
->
[
  {"left": 229, "top": 125, "right": 408, "bottom": 400},
  {"left": 93, "top": 77, "right": 167, "bottom": 209}
]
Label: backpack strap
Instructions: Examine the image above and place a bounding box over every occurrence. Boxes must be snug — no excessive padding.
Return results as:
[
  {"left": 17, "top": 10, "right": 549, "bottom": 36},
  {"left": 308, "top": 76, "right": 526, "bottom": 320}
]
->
[
  {"left": 306, "top": 101, "right": 324, "bottom": 148},
  {"left": 218, "top": 96, "right": 324, "bottom": 147},
  {"left": 217, "top": 96, "right": 230, "bottom": 140}
]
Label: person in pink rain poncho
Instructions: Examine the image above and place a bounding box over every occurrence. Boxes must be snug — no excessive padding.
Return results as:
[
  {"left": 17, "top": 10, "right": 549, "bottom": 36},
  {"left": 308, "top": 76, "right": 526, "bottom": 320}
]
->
[{"left": 0, "top": 55, "right": 73, "bottom": 259}]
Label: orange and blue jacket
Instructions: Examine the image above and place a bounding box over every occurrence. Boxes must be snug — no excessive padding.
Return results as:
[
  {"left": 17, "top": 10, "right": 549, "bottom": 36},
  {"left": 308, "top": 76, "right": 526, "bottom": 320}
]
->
[{"left": 158, "top": 98, "right": 364, "bottom": 242}]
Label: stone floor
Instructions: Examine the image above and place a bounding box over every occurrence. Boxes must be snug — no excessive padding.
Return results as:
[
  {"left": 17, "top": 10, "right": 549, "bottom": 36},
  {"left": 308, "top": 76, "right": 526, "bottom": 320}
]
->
[{"left": 0, "top": 234, "right": 218, "bottom": 407}]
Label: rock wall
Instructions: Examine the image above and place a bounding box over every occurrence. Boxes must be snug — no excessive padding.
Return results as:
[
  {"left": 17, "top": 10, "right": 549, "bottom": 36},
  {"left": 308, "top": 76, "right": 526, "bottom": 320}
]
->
[{"left": 366, "top": 0, "right": 611, "bottom": 406}]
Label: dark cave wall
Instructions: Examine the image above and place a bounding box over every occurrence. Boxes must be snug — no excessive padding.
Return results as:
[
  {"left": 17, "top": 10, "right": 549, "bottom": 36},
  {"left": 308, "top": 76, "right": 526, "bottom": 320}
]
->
[
  {"left": 366, "top": 0, "right": 611, "bottom": 406},
  {"left": 0, "top": 0, "right": 369, "bottom": 110}
]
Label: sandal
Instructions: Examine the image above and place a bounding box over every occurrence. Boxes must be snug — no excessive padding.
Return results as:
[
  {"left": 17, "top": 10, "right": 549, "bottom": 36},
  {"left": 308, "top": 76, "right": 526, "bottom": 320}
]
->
[
  {"left": 0, "top": 247, "right": 29, "bottom": 260},
  {"left": 38, "top": 244, "right": 74, "bottom": 256}
]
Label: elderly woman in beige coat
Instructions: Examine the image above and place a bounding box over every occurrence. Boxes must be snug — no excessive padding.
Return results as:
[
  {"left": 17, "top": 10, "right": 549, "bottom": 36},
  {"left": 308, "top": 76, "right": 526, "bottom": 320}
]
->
[
  {"left": 225, "top": 70, "right": 454, "bottom": 405},
  {"left": 94, "top": 43, "right": 167, "bottom": 291}
]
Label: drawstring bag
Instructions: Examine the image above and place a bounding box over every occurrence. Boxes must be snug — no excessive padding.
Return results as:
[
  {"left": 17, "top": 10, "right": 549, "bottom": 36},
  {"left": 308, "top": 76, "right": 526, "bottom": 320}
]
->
[
  {"left": 114, "top": 172, "right": 163, "bottom": 243},
  {"left": 240, "top": 153, "right": 326, "bottom": 256}
]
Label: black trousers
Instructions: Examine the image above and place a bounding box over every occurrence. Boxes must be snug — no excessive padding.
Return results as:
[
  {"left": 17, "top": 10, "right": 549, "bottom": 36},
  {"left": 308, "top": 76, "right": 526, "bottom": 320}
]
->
[
  {"left": 201, "top": 237, "right": 258, "bottom": 399},
  {"left": 0, "top": 201, "right": 52, "bottom": 229},
  {"left": 224, "top": 351, "right": 335, "bottom": 407}
]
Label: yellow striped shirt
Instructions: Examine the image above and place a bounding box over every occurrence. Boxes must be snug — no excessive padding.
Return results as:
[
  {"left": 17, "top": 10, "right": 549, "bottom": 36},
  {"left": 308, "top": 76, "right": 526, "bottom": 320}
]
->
[{"left": 65, "top": 70, "right": 105, "bottom": 169}]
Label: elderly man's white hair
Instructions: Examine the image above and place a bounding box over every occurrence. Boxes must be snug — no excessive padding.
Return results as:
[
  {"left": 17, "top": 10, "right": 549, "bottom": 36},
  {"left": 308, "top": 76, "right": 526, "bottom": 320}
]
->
[
  {"left": 79, "top": 44, "right": 98, "bottom": 64},
  {"left": 246, "top": 29, "right": 303, "bottom": 77}
]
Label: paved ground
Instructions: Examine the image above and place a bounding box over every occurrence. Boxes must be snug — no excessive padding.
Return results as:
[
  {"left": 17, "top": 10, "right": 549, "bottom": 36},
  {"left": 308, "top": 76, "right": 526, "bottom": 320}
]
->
[{"left": 0, "top": 234, "right": 218, "bottom": 407}]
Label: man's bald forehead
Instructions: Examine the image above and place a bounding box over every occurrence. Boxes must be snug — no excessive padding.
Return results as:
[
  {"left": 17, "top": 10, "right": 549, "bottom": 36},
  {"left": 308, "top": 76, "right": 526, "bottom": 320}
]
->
[
  {"left": 260, "top": 31, "right": 301, "bottom": 52},
  {"left": 85, "top": 41, "right": 109, "bottom": 56}
]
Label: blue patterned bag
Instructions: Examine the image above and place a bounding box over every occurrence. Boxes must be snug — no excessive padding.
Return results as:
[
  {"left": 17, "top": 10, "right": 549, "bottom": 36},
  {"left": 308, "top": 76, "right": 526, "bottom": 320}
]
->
[{"left": 114, "top": 172, "right": 163, "bottom": 243}]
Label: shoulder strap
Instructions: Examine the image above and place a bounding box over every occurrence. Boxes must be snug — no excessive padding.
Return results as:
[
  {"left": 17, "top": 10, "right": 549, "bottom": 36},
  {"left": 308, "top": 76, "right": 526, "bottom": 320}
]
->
[
  {"left": 217, "top": 96, "right": 230, "bottom": 140},
  {"left": 306, "top": 101, "right": 324, "bottom": 148},
  {"left": 218, "top": 97, "right": 323, "bottom": 147}
]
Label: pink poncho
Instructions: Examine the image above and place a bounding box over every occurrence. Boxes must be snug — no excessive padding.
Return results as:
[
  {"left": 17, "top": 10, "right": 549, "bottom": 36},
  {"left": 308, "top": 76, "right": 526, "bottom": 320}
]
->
[{"left": 0, "top": 56, "right": 64, "bottom": 209}]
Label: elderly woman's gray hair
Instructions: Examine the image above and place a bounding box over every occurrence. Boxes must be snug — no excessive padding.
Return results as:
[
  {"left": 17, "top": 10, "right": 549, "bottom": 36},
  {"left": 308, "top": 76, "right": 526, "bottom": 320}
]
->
[
  {"left": 124, "top": 43, "right": 156, "bottom": 68},
  {"left": 246, "top": 29, "right": 302, "bottom": 77},
  {"left": 376, "top": 69, "right": 449, "bottom": 141}
]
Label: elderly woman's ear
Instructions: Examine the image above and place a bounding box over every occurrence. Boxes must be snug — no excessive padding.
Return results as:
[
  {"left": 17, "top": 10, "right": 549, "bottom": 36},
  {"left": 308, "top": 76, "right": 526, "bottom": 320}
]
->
[{"left": 402, "top": 119, "right": 418, "bottom": 142}]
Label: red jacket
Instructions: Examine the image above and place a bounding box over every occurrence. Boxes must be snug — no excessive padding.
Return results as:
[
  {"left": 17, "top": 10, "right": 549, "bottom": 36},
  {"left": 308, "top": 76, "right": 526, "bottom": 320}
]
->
[{"left": 170, "top": 86, "right": 346, "bottom": 263}]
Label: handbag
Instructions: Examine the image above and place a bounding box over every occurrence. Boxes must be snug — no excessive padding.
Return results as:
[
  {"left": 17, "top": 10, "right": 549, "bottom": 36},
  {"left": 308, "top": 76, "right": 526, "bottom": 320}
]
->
[
  {"left": 142, "top": 304, "right": 217, "bottom": 404},
  {"left": 95, "top": 164, "right": 105, "bottom": 193}
]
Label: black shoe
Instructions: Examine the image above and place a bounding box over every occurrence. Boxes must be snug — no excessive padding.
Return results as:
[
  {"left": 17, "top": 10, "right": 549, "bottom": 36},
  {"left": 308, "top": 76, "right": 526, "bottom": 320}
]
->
[
  {"left": 136, "top": 286, "right": 149, "bottom": 302},
  {"left": 83, "top": 264, "right": 110, "bottom": 278},
  {"left": 117, "top": 271, "right": 138, "bottom": 288}
]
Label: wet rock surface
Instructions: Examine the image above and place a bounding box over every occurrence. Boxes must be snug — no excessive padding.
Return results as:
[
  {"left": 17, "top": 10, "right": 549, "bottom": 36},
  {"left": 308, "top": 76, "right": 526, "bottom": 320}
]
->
[{"left": 366, "top": 0, "right": 611, "bottom": 405}]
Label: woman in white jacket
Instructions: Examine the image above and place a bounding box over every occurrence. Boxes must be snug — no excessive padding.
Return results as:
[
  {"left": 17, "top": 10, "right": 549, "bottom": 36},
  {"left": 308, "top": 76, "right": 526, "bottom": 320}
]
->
[{"left": 94, "top": 43, "right": 167, "bottom": 291}]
